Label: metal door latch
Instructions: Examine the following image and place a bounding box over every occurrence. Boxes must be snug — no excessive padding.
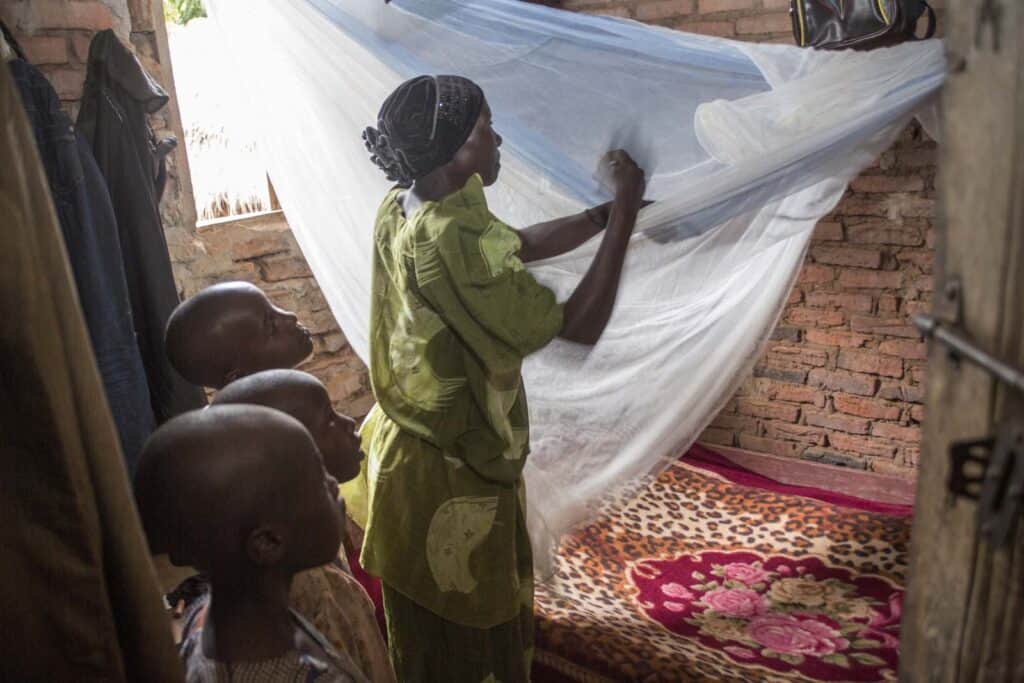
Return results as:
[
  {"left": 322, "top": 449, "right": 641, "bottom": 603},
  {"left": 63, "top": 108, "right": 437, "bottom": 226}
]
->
[
  {"left": 913, "top": 315, "right": 1024, "bottom": 395},
  {"left": 949, "top": 420, "right": 1024, "bottom": 548},
  {"left": 917, "top": 276, "right": 1024, "bottom": 545}
]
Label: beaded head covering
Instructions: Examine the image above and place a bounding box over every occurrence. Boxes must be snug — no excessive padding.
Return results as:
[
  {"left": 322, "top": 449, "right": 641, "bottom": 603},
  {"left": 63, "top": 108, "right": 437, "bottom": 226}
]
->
[{"left": 363, "top": 75, "right": 485, "bottom": 187}]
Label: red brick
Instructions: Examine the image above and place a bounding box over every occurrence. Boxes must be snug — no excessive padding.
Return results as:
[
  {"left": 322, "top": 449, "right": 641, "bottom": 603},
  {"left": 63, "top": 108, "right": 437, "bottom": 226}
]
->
[
  {"left": 788, "top": 307, "right": 845, "bottom": 327},
  {"left": 898, "top": 149, "right": 937, "bottom": 169},
  {"left": 33, "top": 0, "right": 115, "bottom": 30},
  {"left": 850, "top": 315, "right": 920, "bottom": 338},
  {"left": 897, "top": 249, "right": 934, "bottom": 271},
  {"left": 773, "top": 383, "right": 826, "bottom": 406},
  {"left": 68, "top": 33, "right": 92, "bottom": 62},
  {"left": 805, "top": 291, "right": 874, "bottom": 312},
  {"left": 870, "top": 459, "right": 913, "bottom": 475},
  {"left": 753, "top": 362, "right": 809, "bottom": 384},
  {"left": 701, "top": 427, "right": 735, "bottom": 446},
  {"left": 636, "top": 0, "right": 694, "bottom": 20},
  {"left": 761, "top": 0, "right": 792, "bottom": 8},
  {"left": 770, "top": 324, "right": 802, "bottom": 342},
  {"left": 910, "top": 404, "right": 925, "bottom": 423},
  {"left": 303, "top": 308, "right": 341, "bottom": 335},
  {"left": 735, "top": 12, "right": 792, "bottom": 34},
  {"left": 766, "top": 421, "right": 827, "bottom": 446},
  {"left": 804, "top": 329, "right": 870, "bottom": 348},
  {"left": 910, "top": 275, "right": 934, "bottom": 292},
  {"left": 838, "top": 348, "right": 903, "bottom": 378},
  {"left": 259, "top": 256, "right": 313, "bottom": 282},
  {"left": 829, "top": 432, "right": 899, "bottom": 458},
  {"left": 809, "top": 368, "right": 878, "bottom": 397},
  {"left": 44, "top": 67, "right": 83, "bottom": 100},
  {"left": 833, "top": 393, "right": 902, "bottom": 420},
  {"left": 583, "top": 7, "right": 631, "bottom": 18},
  {"left": 879, "top": 339, "right": 928, "bottom": 360},
  {"left": 812, "top": 246, "right": 882, "bottom": 269},
  {"left": 872, "top": 422, "right": 922, "bottom": 443},
  {"left": 804, "top": 409, "right": 870, "bottom": 434},
  {"left": 836, "top": 198, "right": 889, "bottom": 218},
  {"left": 768, "top": 344, "right": 829, "bottom": 367},
  {"left": 737, "top": 398, "right": 800, "bottom": 422},
  {"left": 710, "top": 414, "right": 759, "bottom": 433},
  {"left": 851, "top": 175, "right": 926, "bottom": 193},
  {"left": 787, "top": 289, "right": 803, "bottom": 305},
  {"left": 698, "top": 0, "right": 751, "bottom": 12},
  {"left": 846, "top": 220, "right": 925, "bottom": 246},
  {"left": 901, "top": 446, "right": 921, "bottom": 467},
  {"left": 676, "top": 20, "right": 736, "bottom": 37},
  {"left": 903, "top": 300, "right": 930, "bottom": 316},
  {"left": 799, "top": 263, "right": 835, "bottom": 284},
  {"left": 878, "top": 381, "right": 925, "bottom": 403},
  {"left": 908, "top": 364, "right": 927, "bottom": 385},
  {"left": 838, "top": 269, "right": 903, "bottom": 289},
  {"left": 897, "top": 196, "right": 936, "bottom": 218},
  {"left": 738, "top": 433, "right": 804, "bottom": 458},
  {"left": 21, "top": 36, "right": 68, "bottom": 65},
  {"left": 878, "top": 294, "right": 900, "bottom": 313},
  {"left": 812, "top": 221, "right": 843, "bottom": 241},
  {"left": 802, "top": 448, "right": 869, "bottom": 469}
]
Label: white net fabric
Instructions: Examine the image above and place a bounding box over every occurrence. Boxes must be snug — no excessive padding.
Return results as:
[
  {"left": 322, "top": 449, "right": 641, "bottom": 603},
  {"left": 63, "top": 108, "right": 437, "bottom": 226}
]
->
[{"left": 205, "top": 0, "right": 943, "bottom": 575}]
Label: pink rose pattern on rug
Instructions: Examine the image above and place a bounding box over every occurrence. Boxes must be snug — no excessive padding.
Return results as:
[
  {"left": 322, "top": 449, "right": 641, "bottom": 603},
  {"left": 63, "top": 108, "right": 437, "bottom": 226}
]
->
[
  {"left": 632, "top": 552, "right": 901, "bottom": 681},
  {"left": 533, "top": 455, "right": 910, "bottom": 683}
]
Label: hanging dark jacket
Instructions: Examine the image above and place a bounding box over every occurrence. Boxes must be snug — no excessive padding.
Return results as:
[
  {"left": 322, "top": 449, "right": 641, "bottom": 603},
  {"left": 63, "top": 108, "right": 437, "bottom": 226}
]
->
[
  {"left": 8, "top": 53, "right": 155, "bottom": 471},
  {"left": 77, "top": 29, "right": 206, "bottom": 422},
  {"left": 1, "top": 53, "right": 183, "bottom": 683}
]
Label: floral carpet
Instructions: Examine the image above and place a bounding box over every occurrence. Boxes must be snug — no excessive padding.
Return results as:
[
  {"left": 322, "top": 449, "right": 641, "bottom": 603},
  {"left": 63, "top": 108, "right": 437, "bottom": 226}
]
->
[{"left": 532, "top": 446, "right": 912, "bottom": 683}]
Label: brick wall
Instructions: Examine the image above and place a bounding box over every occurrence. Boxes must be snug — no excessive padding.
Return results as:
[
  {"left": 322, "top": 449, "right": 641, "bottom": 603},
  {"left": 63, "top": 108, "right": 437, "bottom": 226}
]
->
[
  {"left": 1, "top": 0, "right": 374, "bottom": 418},
  {"left": 184, "top": 211, "right": 375, "bottom": 417},
  {"left": 6, "top": 0, "right": 936, "bottom": 470},
  {"left": 561, "top": 0, "right": 938, "bottom": 474},
  {"left": 703, "top": 124, "right": 935, "bottom": 475}
]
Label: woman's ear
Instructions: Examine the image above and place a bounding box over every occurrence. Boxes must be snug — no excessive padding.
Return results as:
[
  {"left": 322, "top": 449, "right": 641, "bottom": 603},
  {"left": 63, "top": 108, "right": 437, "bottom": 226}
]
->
[{"left": 246, "top": 525, "right": 287, "bottom": 566}]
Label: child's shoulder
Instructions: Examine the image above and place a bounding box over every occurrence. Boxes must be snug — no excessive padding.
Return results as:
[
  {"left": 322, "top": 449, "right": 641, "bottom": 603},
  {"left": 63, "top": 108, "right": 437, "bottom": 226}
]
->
[{"left": 291, "top": 607, "right": 370, "bottom": 683}]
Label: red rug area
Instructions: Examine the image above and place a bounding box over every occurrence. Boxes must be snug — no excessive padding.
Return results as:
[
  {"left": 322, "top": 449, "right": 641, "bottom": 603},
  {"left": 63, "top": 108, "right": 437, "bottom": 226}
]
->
[{"left": 533, "top": 445, "right": 912, "bottom": 683}]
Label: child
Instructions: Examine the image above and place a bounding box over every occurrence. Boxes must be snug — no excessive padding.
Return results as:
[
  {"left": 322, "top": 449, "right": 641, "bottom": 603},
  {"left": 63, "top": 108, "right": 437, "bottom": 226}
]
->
[
  {"left": 213, "top": 369, "right": 362, "bottom": 483},
  {"left": 133, "top": 405, "right": 369, "bottom": 682},
  {"left": 212, "top": 370, "right": 394, "bottom": 683},
  {"left": 165, "top": 282, "right": 314, "bottom": 390}
]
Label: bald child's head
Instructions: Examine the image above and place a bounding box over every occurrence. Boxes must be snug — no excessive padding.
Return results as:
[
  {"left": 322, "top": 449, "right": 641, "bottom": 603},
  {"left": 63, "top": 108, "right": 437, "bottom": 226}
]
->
[
  {"left": 165, "top": 282, "right": 314, "bottom": 389},
  {"left": 133, "top": 405, "right": 342, "bottom": 575},
  {"left": 213, "top": 370, "right": 363, "bottom": 483}
]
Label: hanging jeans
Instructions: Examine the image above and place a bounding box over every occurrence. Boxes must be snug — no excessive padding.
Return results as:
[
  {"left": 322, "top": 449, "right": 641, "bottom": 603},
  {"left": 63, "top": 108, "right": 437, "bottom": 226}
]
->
[{"left": 10, "top": 59, "right": 155, "bottom": 470}]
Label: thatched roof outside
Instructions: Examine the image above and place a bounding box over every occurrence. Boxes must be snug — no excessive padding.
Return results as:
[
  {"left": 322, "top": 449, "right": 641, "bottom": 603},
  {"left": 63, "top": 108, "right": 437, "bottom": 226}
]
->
[{"left": 168, "top": 19, "right": 272, "bottom": 221}]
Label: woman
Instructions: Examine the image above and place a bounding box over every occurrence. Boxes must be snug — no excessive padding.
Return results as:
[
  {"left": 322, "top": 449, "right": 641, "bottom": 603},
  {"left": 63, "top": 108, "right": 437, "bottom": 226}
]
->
[{"left": 358, "top": 74, "right": 645, "bottom": 682}]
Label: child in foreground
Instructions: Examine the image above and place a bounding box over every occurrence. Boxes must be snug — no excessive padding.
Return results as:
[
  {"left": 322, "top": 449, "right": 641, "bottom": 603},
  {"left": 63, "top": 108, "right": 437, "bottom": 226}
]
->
[
  {"left": 213, "top": 370, "right": 394, "bottom": 682},
  {"left": 134, "top": 405, "right": 369, "bottom": 682}
]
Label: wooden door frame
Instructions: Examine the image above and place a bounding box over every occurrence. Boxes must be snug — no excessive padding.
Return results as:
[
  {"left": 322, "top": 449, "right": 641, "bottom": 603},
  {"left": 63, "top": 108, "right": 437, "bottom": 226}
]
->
[{"left": 901, "top": 1, "right": 1024, "bottom": 680}]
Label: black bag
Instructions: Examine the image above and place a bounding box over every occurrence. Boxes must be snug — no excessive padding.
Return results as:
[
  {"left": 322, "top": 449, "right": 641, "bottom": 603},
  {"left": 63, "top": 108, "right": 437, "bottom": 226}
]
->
[{"left": 791, "top": 0, "right": 936, "bottom": 50}]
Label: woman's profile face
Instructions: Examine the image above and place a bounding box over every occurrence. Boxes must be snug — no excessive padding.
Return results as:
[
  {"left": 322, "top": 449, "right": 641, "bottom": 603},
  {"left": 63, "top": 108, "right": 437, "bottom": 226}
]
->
[{"left": 451, "top": 100, "right": 503, "bottom": 186}]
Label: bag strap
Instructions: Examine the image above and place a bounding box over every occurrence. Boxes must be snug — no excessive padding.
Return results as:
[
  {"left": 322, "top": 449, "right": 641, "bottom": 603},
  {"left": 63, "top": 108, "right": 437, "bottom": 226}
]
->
[{"left": 913, "top": 2, "right": 937, "bottom": 40}]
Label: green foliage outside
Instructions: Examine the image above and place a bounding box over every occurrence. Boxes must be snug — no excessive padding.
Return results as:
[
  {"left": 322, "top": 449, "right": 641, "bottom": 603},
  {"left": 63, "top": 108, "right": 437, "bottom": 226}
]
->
[{"left": 164, "top": 0, "right": 207, "bottom": 26}]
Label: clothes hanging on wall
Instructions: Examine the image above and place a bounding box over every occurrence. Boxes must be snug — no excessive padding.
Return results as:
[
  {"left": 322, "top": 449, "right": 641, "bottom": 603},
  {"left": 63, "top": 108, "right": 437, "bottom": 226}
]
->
[
  {"left": 0, "top": 56, "right": 183, "bottom": 682},
  {"left": 8, "top": 54, "right": 155, "bottom": 471},
  {"left": 78, "top": 29, "right": 206, "bottom": 423}
]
